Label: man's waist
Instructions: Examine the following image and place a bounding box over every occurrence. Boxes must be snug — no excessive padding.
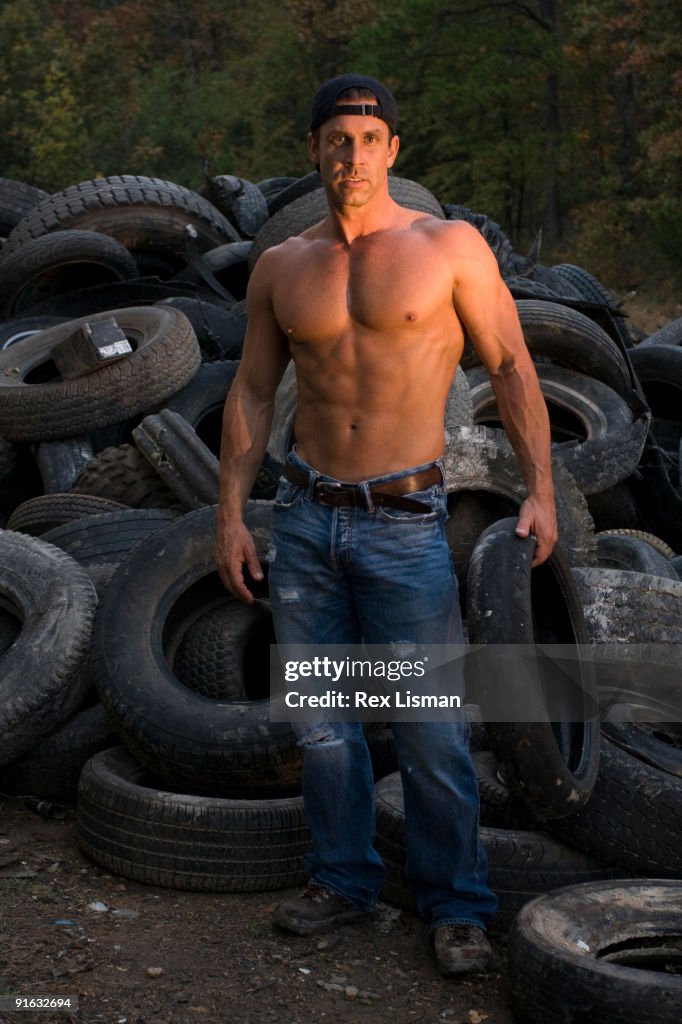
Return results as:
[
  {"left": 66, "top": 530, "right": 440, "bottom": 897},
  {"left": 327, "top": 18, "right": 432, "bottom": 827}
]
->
[{"left": 284, "top": 460, "right": 444, "bottom": 512}]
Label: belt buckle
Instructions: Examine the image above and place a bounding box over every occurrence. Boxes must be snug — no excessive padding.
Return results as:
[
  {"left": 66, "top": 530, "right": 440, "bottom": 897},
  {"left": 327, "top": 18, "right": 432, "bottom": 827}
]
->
[{"left": 315, "top": 479, "right": 345, "bottom": 506}]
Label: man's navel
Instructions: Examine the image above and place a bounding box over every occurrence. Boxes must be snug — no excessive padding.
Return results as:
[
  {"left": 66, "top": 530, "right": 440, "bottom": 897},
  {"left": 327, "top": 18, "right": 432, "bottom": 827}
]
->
[{"left": 405, "top": 311, "right": 418, "bottom": 322}]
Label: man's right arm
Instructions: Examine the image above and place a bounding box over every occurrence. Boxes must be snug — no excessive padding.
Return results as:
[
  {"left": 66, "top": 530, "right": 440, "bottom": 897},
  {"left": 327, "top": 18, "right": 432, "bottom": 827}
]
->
[{"left": 216, "top": 249, "right": 290, "bottom": 602}]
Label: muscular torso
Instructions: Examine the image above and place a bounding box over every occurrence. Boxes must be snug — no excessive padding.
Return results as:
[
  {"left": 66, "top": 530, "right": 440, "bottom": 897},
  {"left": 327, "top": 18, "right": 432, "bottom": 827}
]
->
[{"left": 269, "top": 211, "right": 466, "bottom": 480}]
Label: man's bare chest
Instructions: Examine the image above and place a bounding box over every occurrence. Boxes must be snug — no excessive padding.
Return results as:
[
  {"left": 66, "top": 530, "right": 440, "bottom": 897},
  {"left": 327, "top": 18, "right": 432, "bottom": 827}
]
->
[{"left": 272, "top": 234, "right": 455, "bottom": 342}]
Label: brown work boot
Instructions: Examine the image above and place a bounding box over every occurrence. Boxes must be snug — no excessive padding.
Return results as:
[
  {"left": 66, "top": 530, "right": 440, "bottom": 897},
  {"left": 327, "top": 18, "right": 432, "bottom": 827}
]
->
[
  {"left": 433, "top": 924, "right": 492, "bottom": 975},
  {"left": 272, "top": 884, "right": 372, "bottom": 936}
]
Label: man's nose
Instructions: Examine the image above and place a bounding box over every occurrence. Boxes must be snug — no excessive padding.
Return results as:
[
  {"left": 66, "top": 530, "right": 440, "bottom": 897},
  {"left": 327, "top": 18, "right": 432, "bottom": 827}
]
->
[{"left": 344, "top": 139, "right": 363, "bottom": 165}]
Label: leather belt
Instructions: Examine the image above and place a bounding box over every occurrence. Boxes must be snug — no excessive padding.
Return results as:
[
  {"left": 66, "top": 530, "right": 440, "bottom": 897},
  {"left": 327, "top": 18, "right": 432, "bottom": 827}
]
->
[{"left": 284, "top": 462, "right": 443, "bottom": 512}]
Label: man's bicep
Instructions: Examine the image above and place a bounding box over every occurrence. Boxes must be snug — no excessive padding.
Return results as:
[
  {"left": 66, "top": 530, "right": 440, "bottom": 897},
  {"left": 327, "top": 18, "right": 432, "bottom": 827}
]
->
[
  {"left": 450, "top": 230, "right": 527, "bottom": 374},
  {"left": 239, "top": 252, "right": 291, "bottom": 397}
]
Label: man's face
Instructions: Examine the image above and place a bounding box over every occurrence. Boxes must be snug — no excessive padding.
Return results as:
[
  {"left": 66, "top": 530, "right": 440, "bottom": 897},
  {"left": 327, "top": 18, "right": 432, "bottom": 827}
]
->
[{"left": 308, "top": 111, "right": 399, "bottom": 209}]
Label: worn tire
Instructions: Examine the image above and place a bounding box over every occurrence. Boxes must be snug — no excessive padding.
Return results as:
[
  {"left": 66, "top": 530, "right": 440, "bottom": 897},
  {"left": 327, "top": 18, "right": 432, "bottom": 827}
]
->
[
  {"left": 467, "top": 363, "right": 650, "bottom": 495},
  {"left": 0, "top": 703, "right": 116, "bottom": 803},
  {"left": 596, "top": 529, "right": 679, "bottom": 579},
  {"left": 0, "top": 532, "right": 98, "bottom": 765},
  {"left": 4, "top": 175, "right": 240, "bottom": 274},
  {"left": 442, "top": 426, "right": 597, "bottom": 587},
  {"left": 72, "top": 443, "right": 179, "bottom": 509},
  {"left": 77, "top": 746, "right": 310, "bottom": 892},
  {"left": 466, "top": 518, "right": 600, "bottom": 819},
  {"left": 6, "top": 493, "right": 128, "bottom": 536},
  {"left": 132, "top": 409, "right": 219, "bottom": 510},
  {"left": 0, "top": 306, "right": 201, "bottom": 442},
  {"left": 374, "top": 772, "right": 618, "bottom": 930},
  {"left": 0, "top": 177, "right": 49, "bottom": 236},
  {"left": 0, "top": 230, "right": 139, "bottom": 319},
  {"left": 173, "top": 599, "right": 274, "bottom": 701},
  {"left": 92, "top": 503, "right": 301, "bottom": 796},
  {"left": 507, "top": 879, "right": 682, "bottom": 1024}
]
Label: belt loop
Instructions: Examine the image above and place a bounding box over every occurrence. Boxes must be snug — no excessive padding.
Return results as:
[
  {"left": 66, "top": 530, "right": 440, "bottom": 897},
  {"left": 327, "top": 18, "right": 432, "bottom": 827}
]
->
[
  {"left": 305, "top": 467, "right": 319, "bottom": 500},
  {"left": 435, "top": 457, "right": 447, "bottom": 487},
  {"left": 360, "top": 481, "right": 374, "bottom": 513}
]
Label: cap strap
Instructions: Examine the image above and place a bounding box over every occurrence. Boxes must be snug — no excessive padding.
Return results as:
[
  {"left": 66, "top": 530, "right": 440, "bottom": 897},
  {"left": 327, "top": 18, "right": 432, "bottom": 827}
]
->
[{"left": 332, "top": 103, "right": 383, "bottom": 119}]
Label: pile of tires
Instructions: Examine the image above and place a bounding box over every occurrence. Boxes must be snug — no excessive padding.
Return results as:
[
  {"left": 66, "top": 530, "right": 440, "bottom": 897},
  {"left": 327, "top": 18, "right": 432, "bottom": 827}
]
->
[{"left": 0, "top": 171, "right": 681, "bottom": 978}]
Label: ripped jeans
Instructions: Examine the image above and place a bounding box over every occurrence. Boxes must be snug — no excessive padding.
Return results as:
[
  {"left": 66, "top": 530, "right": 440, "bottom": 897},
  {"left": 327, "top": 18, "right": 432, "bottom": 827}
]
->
[{"left": 268, "top": 447, "right": 498, "bottom": 930}]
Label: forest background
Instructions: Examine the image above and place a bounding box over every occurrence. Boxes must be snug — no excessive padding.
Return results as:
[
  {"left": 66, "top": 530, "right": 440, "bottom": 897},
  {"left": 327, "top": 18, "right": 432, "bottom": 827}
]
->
[{"left": 0, "top": 0, "right": 680, "bottom": 306}]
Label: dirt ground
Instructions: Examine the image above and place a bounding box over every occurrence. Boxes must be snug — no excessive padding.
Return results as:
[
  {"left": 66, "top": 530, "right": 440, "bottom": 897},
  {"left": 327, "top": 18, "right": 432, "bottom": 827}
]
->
[{"left": 0, "top": 793, "right": 516, "bottom": 1024}]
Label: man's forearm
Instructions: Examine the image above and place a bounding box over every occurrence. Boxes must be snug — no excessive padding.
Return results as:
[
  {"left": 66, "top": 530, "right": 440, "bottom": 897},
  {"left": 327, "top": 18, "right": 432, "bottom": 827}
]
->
[
  {"left": 217, "top": 383, "right": 275, "bottom": 523},
  {"left": 490, "top": 365, "right": 554, "bottom": 500}
]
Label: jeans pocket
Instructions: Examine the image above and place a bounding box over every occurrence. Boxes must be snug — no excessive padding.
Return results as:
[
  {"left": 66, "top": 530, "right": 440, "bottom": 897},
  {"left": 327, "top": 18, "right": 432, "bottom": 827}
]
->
[
  {"left": 273, "top": 476, "right": 304, "bottom": 510},
  {"left": 375, "top": 485, "right": 445, "bottom": 524}
]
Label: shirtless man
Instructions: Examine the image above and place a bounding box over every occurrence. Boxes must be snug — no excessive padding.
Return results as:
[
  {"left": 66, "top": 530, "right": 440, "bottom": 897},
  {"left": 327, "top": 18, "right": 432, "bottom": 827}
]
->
[{"left": 216, "top": 74, "right": 557, "bottom": 976}]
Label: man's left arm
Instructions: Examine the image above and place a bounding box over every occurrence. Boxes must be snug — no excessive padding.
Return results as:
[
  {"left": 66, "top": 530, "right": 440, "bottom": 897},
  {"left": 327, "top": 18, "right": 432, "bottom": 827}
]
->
[{"left": 449, "top": 223, "right": 558, "bottom": 566}]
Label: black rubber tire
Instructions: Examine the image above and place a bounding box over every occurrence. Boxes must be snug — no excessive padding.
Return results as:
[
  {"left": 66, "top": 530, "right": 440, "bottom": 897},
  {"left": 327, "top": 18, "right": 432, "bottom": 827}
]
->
[
  {"left": 0, "top": 306, "right": 201, "bottom": 442},
  {"left": 571, "top": 566, "right": 682, "bottom": 722},
  {"left": 265, "top": 171, "right": 323, "bottom": 216},
  {"left": 374, "top": 772, "right": 619, "bottom": 931},
  {"left": 0, "top": 230, "right": 139, "bottom": 319},
  {"left": 77, "top": 746, "right": 310, "bottom": 892},
  {"left": 442, "top": 426, "right": 597, "bottom": 583},
  {"left": 630, "top": 439, "right": 682, "bottom": 552},
  {"left": 6, "top": 492, "right": 128, "bottom": 535},
  {"left": 249, "top": 178, "right": 444, "bottom": 270},
  {"left": 0, "top": 315, "right": 68, "bottom": 350},
  {"left": 636, "top": 315, "right": 682, "bottom": 348},
  {"left": 0, "top": 177, "right": 49, "bottom": 236},
  {"left": 630, "top": 344, "right": 682, "bottom": 455},
  {"left": 156, "top": 296, "right": 245, "bottom": 362},
  {"left": 596, "top": 529, "right": 679, "bottom": 578},
  {"left": 551, "top": 262, "right": 636, "bottom": 346},
  {"left": 544, "top": 734, "right": 682, "bottom": 875},
  {"left": 464, "top": 299, "right": 633, "bottom": 396},
  {"left": 173, "top": 599, "right": 274, "bottom": 701},
  {"left": 257, "top": 176, "right": 298, "bottom": 201},
  {"left": 41, "top": 508, "right": 181, "bottom": 589},
  {"left": 0, "top": 703, "right": 116, "bottom": 803},
  {"left": 474, "top": 751, "right": 540, "bottom": 830},
  {"left": 0, "top": 532, "right": 98, "bottom": 766},
  {"left": 4, "top": 175, "right": 240, "bottom": 274},
  {"left": 34, "top": 436, "right": 95, "bottom": 494},
  {"left": 203, "top": 176, "right": 268, "bottom": 238},
  {"left": 600, "top": 719, "right": 682, "bottom": 778},
  {"left": 164, "top": 360, "right": 239, "bottom": 456},
  {"left": 586, "top": 478, "right": 641, "bottom": 531},
  {"left": 467, "top": 363, "right": 650, "bottom": 495},
  {"left": 466, "top": 518, "right": 600, "bottom": 819},
  {"left": 507, "top": 879, "right": 682, "bottom": 1024},
  {"left": 516, "top": 299, "right": 633, "bottom": 398},
  {"left": 72, "top": 443, "right": 179, "bottom": 509},
  {"left": 91, "top": 503, "right": 302, "bottom": 796},
  {"left": 132, "top": 409, "right": 219, "bottom": 510}
]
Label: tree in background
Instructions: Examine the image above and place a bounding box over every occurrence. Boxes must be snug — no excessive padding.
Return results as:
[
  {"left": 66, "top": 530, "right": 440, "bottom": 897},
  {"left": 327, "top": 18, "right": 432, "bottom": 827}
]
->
[{"left": 0, "top": 0, "right": 678, "bottom": 290}]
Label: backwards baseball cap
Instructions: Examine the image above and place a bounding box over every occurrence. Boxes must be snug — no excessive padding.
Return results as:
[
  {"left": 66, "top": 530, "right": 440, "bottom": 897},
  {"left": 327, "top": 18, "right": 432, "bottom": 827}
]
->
[{"left": 309, "top": 73, "right": 398, "bottom": 134}]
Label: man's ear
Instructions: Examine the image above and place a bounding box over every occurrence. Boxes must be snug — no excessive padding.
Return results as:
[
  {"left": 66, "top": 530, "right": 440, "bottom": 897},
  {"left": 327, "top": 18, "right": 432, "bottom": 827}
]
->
[
  {"left": 387, "top": 133, "right": 400, "bottom": 169},
  {"left": 307, "top": 131, "right": 319, "bottom": 168}
]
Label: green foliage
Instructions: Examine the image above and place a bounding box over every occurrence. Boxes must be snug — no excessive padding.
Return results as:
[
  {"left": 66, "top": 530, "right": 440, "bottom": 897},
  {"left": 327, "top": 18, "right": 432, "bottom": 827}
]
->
[{"left": 0, "top": 0, "right": 678, "bottom": 289}]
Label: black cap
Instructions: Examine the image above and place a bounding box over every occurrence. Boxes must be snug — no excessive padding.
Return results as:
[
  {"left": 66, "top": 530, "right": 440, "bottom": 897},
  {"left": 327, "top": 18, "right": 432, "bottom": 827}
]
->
[{"left": 309, "top": 73, "right": 398, "bottom": 134}]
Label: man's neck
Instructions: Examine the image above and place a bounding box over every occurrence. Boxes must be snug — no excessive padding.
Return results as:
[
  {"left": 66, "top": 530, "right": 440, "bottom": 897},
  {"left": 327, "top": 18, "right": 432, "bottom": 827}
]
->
[{"left": 323, "top": 188, "right": 400, "bottom": 245}]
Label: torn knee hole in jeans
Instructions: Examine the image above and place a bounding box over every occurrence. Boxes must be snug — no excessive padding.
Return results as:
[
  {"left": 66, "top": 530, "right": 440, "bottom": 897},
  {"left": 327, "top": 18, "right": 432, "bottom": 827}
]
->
[
  {"left": 298, "top": 724, "right": 344, "bottom": 748},
  {"left": 275, "top": 586, "right": 300, "bottom": 603}
]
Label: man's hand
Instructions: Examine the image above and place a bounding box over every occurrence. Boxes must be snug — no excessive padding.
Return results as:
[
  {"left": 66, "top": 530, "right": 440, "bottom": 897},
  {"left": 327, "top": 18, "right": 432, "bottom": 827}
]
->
[
  {"left": 515, "top": 495, "right": 558, "bottom": 568},
  {"left": 216, "top": 518, "right": 264, "bottom": 604}
]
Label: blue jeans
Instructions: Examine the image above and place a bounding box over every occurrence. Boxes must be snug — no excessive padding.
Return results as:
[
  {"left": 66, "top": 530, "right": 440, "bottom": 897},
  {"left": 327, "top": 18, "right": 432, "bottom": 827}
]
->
[{"left": 268, "top": 447, "right": 498, "bottom": 930}]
